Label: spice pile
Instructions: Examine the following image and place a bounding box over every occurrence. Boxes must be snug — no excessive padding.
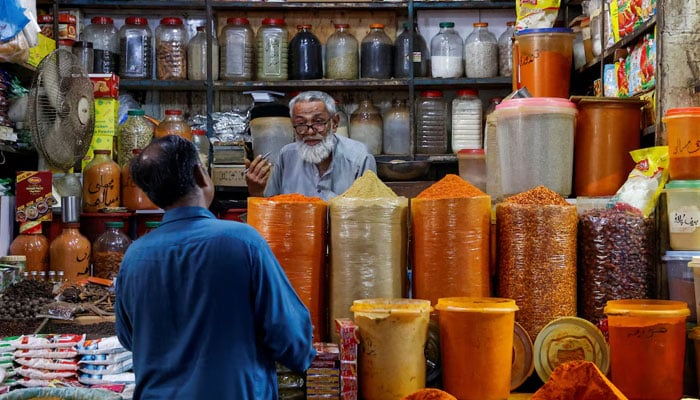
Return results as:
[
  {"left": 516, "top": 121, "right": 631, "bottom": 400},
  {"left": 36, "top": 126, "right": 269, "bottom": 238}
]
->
[{"left": 0, "top": 280, "right": 54, "bottom": 320}]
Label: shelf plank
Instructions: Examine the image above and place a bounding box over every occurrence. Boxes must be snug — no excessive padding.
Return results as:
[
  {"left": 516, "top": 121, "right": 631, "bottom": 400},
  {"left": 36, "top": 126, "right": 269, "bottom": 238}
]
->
[
  {"left": 212, "top": 0, "right": 408, "bottom": 9},
  {"left": 120, "top": 79, "right": 209, "bottom": 91},
  {"left": 413, "top": 1, "right": 515, "bottom": 9},
  {"left": 413, "top": 76, "right": 512, "bottom": 88}
]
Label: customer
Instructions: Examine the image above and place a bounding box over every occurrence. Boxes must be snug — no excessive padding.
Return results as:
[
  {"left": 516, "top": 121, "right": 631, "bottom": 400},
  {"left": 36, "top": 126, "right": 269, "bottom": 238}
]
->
[
  {"left": 246, "top": 90, "right": 376, "bottom": 200},
  {"left": 115, "top": 135, "right": 316, "bottom": 399}
]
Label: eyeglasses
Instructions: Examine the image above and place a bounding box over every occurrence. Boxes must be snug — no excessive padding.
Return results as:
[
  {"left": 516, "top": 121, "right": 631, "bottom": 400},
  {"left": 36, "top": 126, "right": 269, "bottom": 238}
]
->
[{"left": 293, "top": 120, "right": 330, "bottom": 135}]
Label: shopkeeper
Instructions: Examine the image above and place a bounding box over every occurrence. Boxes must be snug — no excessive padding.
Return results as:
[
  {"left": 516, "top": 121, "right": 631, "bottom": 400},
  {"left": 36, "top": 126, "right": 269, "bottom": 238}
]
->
[{"left": 245, "top": 90, "right": 376, "bottom": 200}]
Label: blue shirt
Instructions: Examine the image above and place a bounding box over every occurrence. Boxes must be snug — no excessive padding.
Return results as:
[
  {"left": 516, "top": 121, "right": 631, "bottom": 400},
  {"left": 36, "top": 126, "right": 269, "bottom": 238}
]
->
[
  {"left": 115, "top": 207, "right": 316, "bottom": 399},
  {"left": 264, "top": 134, "right": 377, "bottom": 200}
]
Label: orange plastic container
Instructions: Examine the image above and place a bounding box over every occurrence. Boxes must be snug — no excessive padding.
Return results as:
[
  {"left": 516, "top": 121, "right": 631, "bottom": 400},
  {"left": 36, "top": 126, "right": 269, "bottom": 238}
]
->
[
  {"left": 604, "top": 299, "right": 690, "bottom": 400},
  {"left": 663, "top": 107, "right": 700, "bottom": 180},
  {"left": 435, "top": 297, "right": 519, "bottom": 400},
  {"left": 512, "top": 28, "right": 574, "bottom": 98}
]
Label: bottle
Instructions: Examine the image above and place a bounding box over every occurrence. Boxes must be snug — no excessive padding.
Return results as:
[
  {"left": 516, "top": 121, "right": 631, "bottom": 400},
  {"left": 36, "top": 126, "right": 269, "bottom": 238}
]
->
[
  {"left": 122, "top": 149, "right": 159, "bottom": 211},
  {"left": 382, "top": 99, "right": 411, "bottom": 155},
  {"left": 118, "top": 109, "right": 154, "bottom": 168},
  {"left": 415, "top": 90, "right": 448, "bottom": 154},
  {"left": 451, "top": 89, "right": 483, "bottom": 152},
  {"left": 31, "top": 271, "right": 39, "bottom": 281},
  {"left": 188, "top": 26, "right": 219, "bottom": 81},
  {"left": 155, "top": 17, "right": 187, "bottom": 80},
  {"left": 430, "top": 22, "right": 463, "bottom": 78},
  {"left": 289, "top": 24, "right": 323, "bottom": 80},
  {"left": 256, "top": 18, "right": 289, "bottom": 81},
  {"left": 394, "top": 22, "right": 429, "bottom": 78},
  {"left": 9, "top": 221, "right": 49, "bottom": 274},
  {"left": 48, "top": 270, "right": 57, "bottom": 284},
  {"left": 498, "top": 21, "right": 515, "bottom": 77},
  {"left": 49, "top": 222, "right": 91, "bottom": 283},
  {"left": 191, "top": 129, "right": 211, "bottom": 171},
  {"left": 143, "top": 221, "right": 161, "bottom": 236},
  {"left": 360, "top": 24, "right": 393, "bottom": 79},
  {"left": 119, "top": 16, "right": 153, "bottom": 78},
  {"left": 464, "top": 22, "right": 498, "bottom": 78},
  {"left": 39, "top": 271, "right": 47, "bottom": 281},
  {"left": 83, "top": 149, "right": 121, "bottom": 212},
  {"left": 219, "top": 17, "right": 254, "bottom": 81},
  {"left": 325, "top": 23, "right": 359, "bottom": 80},
  {"left": 349, "top": 99, "right": 383, "bottom": 155},
  {"left": 155, "top": 109, "right": 192, "bottom": 140},
  {"left": 72, "top": 41, "right": 94, "bottom": 73},
  {"left": 82, "top": 16, "right": 119, "bottom": 74},
  {"left": 335, "top": 100, "right": 349, "bottom": 138},
  {"left": 92, "top": 221, "right": 132, "bottom": 280}
]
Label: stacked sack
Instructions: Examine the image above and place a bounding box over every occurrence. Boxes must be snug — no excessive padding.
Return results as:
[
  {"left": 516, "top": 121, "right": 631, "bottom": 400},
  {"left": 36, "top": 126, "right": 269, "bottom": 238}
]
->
[
  {"left": 76, "top": 336, "right": 134, "bottom": 392},
  {"left": 12, "top": 334, "right": 84, "bottom": 387},
  {"left": 1, "top": 336, "right": 17, "bottom": 393}
]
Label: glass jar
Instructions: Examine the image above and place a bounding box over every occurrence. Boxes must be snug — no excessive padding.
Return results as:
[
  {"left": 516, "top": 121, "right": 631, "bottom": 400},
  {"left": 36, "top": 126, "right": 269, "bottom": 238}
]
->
[
  {"left": 9, "top": 222, "right": 49, "bottom": 274},
  {"left": 82, "top": 16, "right": 119, "bottom": 74},
  {"left": 335, "top": 101, "right": 349, "bottom": 137},
  {"left": 394, "top": 22, "right": 429, "bottom": 78},
  {"left": 72, "top": 41, "right": 94, "bottom": 73},
  {"left": 464, "top": 22, "right": 498, "bottom": 78},
  {"left": 118, "top": 109, "right": 154, "bottom": 168},
  {"left": 156, "top": 17, "right": 187, "bottom": 80},
  {"left": 219, "top": 17, "right": 254, "bottom": 81},
  {"left": 289, "top": 24, "right": 323, "bottom": 80},
  {"left": 188, "top": 26, "right": 219, "bottom": 81},
  {"left": 383, "top": 99, "right": 411, "bottom": 155},
  {"left": 451, "top": 89, "right": 483, "bottom": 152},
  {"left": 58, "top": 39, "right": 75, "bottom": 52},
  {"left": 498, "top": 21, "right": 515, "bottom": 77},
  {"left": 415, "top": 90, "right": 448, "bottom": 154},
  {"left": 256, "top": 18, "right": 288, "bottom": 81},
  {"left": 191, "top": 129, "right": 211, "bottom": 171},
  {"left": 119, "top": 16, "right": 153, "bottom": 79},
  {"left": 155, "top": 109, "right": 192, "bottom": 140},
  {"left": 143, "top": 221, "right": 161, "bottom": 236},
  {"left": 430, "top": 22, "right": 463, "bottom": 78},
  {"left": 122, "top": 149, "right": 159, "bottom": 211},
  {"left": 49, "top": 223, "right": 91, "bottom": 283},
  {"left": 360, "top": 24, "right": 393, "bottom": 79},
  {"left": 349, "top": 99, "right": 383, "bottom": 155},
  {"left": 83, "top": 149, "right": 121, "bottom": 212},
  {"left": 92, "top": 221, "right": 132, "bottom": 280},
  {"left": 325, "top": 23, "right": 359, "bottom": 80}
]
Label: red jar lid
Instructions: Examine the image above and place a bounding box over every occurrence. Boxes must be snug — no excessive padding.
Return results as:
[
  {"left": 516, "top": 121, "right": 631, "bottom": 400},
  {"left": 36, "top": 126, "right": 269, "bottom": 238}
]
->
[
  {"left": 369, "top": 23, "right": 385, "bottom": 29},
  {"left": 38, "top": 14, "right": 53, "bottom": 23},
  {"left": 262, "top": 18, "right": 285, "bottom": 26},
  {"left": 665, "top": 107, "right": 700, "bottom": 117},
  {"left": 58, "top": 39, "right": 75, "bottom": 47},
  {"left": 160, "top": 17, "right": 184, "bottom": 26},
  {"left": 474, "top": 22, "right": 489, "bottom": 27},
  {"left": 334, "top": 23, "right": 349, "bottom": 29},
  {"left": 165, "top": 109, "right": 183, "bottom": 115},
  {"left": 458, "top": 148, "right": 485, "bottom": 155},
  {"left": 91, "top": 16, "right": 114, "bottom": 25},
  {"left": 421, "top": 90, "right": 443, "bottom": 98},
  {"left": 227, "top": 17, "right": 250, "bottom": 25},
  {"left": 301, "top": 24, "right": 313, "bottom": 30},
  {"left": 59, "top": 13, "right": 76, "bottom": 24},
  {"left": 457, "top": 89, "right": 478, "bottom": 96},
  {"left": 191, "top": 129, "right": 206, "bottom": 136},
  {"left": 125, "top": 16, "right": 148, "bottom": 25},
  {"left": 94, "top": 149, "right": 111, "bottom": 155}
]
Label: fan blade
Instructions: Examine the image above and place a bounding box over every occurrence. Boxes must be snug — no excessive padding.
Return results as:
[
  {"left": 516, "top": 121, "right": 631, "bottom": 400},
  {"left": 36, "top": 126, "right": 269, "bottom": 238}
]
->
[{"left": 39, "top": 54, "right": 63, "bottom": 110}]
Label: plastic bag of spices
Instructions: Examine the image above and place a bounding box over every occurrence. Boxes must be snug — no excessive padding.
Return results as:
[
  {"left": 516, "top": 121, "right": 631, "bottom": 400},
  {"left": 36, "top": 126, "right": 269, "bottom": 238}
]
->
[
  {"left": 496, "top": 186, "right": 578, "bottom": 340},
  {"left": 411, "top": 174, "right": 491, "bottom": 307},
  {"left": 610, "top": 146, "right": 669, "bottom": 218},
  {"left": 247, "top": 194, "right": 328, "bottom": 341},
  {"left": 328, "top": 171, "right": 408, "bottom": 344}
]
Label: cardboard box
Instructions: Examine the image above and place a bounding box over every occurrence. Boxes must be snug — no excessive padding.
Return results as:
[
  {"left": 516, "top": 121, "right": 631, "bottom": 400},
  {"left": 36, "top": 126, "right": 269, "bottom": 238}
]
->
[
  {"left": 15, "top": 171, "right": 55, "bottom": 223},
  {"left": 89, "top": 74, "right": 120, "bottom": 99},
  {"left": 81, "top": 135, "right": 115, "bottom": 171},
  {"left": 94, "top": 98, "right": 119, "bottom": 137},
  {"left": 27, "top": 33, "right": 56, "bottom": 67},
  {"left": 211, "top": 165, "right": 246, "bottom": 187}
]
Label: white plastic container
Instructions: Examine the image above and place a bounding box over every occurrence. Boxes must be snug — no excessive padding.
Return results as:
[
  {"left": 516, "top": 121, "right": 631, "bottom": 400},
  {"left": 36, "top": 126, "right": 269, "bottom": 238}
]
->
[
  {"left": 664, "top": 180, "right": 700, "bottom": 250},
  {"left": 664, "top": 251, "right": 700, "bottom": 322},
  {"left": 495, "top": 97, "right": 577, "bottom": 197}
]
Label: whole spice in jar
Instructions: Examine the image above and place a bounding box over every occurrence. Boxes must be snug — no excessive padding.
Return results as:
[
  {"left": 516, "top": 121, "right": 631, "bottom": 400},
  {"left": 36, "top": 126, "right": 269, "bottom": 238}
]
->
[
  {"left": 92, "top": 221, "right": 132, "bottom": 280},
  {"left": 155, "top": 17, "right": 187, "bottom": 80}
]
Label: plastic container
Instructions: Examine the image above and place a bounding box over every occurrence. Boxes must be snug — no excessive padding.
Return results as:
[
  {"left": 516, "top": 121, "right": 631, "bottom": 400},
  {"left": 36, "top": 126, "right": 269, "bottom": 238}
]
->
[
  {"left": 188, "top": 26, "right": 218, "bottom": 81},
  {"left": 289, "top": 24, "right": 322, "bottom": 80},
  {"left": 118, "top": 109, "right": 154, "bottom": 168},
  {"left": 415, "top": 90, "right": 448, "bottom": 154},
  {"left": 665, "top": 180, "right": 700, "bottom": 250},
  {"left": 663, "top": 107, "right": 700, "bottom": 180},
  {"left": 155, "top": 109, "right": 192, "bottom": 141},
  {"left": 249, "top": 103, "right": 294, "bottom": 165},
  {"left": 325, "top": 23, "right": 359, "bottom": 80},
  {"left": 435, "top": 297, "right": 518, "bottom": 400},
  {"left": 690, "top": 327, "right": 700, "bottom": 399},
  {"left": 451, "top": 88, "right": 483, "bottom": 152},
  {"left": 464, "top": 22, "right": 498, "bottom": 78},
  {"left": 512, "top": 28, "right": 575, "bottom": 98},
  {"left": 663, "top": 251, "right": 700, "bottom": 322},
  {"left": 82, "top": 149, "right": 121, "bottom": 212},
  {"left": 572, "top": 96, "right": 644, "bottom": 196},
  {"left": 604, "top": 299, "right": 690, "bottom": 400},
  {"left": 430, "top": 22, "right": 463, "bottom": 78},
  {"left": 119, "top": 16, "right": 152, "bottom": 79},
  {"left": 219, "top": 18, "right": 254, "bottom": 81},
  {"left": 382, "top": 99, "right": 410, "bottom": 155},
  {"left": 457, "top": 149, "right": 486, "bottom": 192},
  {"left": 360, "top": 24, "right": 393, "bottom": 79},
  {"left": 92, "top": 221, "right": 132, "bottom": 280},
  {"left": 350, "top": 299, "right": 432, "bottom": 400},
  {"left": 495, "top": 97, "right": 577, "bottom": 197},
  {"left": 155, "top": 17, "right": 187, "bottom": 80},
  {"left": 257, "top": 18, "right": 289, "bottom": 81},
  {"left": 82, "top": 16, "right": 119, "bottom": 74}
]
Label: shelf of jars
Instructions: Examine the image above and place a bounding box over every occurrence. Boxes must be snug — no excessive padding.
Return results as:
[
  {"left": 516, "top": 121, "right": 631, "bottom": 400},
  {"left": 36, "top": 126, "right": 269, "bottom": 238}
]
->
[
  {"left": 55, "top": 0, "right": 206, "bottom": 9},
  {"left": 119, "top": 79, "right": 209, "bottom": 91},
  {"left": 211, "top": 1, "right": 408, "bottom": 10},
  {"left": 213, "top": 78, "right": 410, "bottom": 91},
  {"left": 412, "top": 1, "right": 514, "bottom": 10}
]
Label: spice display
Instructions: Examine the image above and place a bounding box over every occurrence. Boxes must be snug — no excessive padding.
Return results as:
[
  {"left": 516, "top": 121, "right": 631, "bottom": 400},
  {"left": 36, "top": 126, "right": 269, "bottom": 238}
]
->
[
  {"left": 463, "top": 22, "right": 498, "bottom": 78},
  {"left": 328, "top": 171, "right": 407, "bottom": 343},
  {"left": 49, "top": 223, "right": 91, "bottom": 284},
  {"left": 247, "top": 194, "right": 327, "bottom": 340},
  {"left": 578, "top": 208, "right": 657, "bottom": 324},
  {"left": 119, "top": 16, "right": 152, "bottom": 79},
  {"left": 412, "top": 175, "right": 490, "bottom": 306},
  {"left": 257, "top": 18, "right": 288, "bottom": 81},
  {"left": 9, "top": 222, "right": 49, "bottom": 273},
  {"left": 0, "top": 280, "right": 54, "bottom": 320},
  {"left": 289, "top": 25, "right": 322, "bottom": 80},
  {"left": 430, "top": 22, "right": 463, "bottom": 78},
  {"left": 92, "top": 222, "right": 132, "bottom": 280},
  {"left": 415, "top": 90, "right": 448, "bottom": 154},
  {"left": 530, "top": 361, "right": 627, "bottom": 400},
  {"left": 82, "top": 16, "right": 119, "bottom": 74},
  {"left": 360, "top": 24, "right": 393, "bottom": 79},
  {"left": 349, "top": 99, "right": 383, "bottom": 155},
  {"left": 82, "top": 149, "right": 120, "bottom": 212},
  {"left": 497, "top": 186, "right": 577, "bottom": 340},
  {"left": 498, "top": 21, "right": 515, "bottom": 76},
  {"left": 155, "top": 17, "right": 187, "bottom": 80},
  {"left": 188, "top": 26, "right": 218, "bottom": 81},
  {"left": 325, "top": 24, "right": 359, "bottom": 79},
  {"left": 382, "top": 99, "right": 410, "bottom": 155},
  {"left": 219, "top": 17, "right": 254, "bottom": 81},
  {"left": 117, "top": 109, "right": 153, "bottom": 168},
  {"left": 451, "top": 88, "right": 483, "bottom": 152}
]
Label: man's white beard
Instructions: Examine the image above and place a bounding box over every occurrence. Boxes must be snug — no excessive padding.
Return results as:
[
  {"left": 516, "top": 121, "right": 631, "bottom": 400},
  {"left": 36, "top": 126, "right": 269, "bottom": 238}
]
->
[{"left": 297, "top": 134, "right": 336, "bottom": 165}]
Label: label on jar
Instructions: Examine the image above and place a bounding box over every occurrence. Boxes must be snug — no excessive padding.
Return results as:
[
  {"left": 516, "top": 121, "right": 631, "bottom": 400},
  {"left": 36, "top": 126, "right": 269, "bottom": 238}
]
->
[
  {"left": 670, "top": 205, "right": 700, "bottom": 233},
  {"left": 123, "top": 35, "right": 150, "bottom": 77},
  {"left": 94, "top": 49, "right": 119, "bottom": 74},
  {"left": 224, "top": 34, "right": 248, "bottom": 76},
  {"left": 262, "top": 37, "right": 282, "bottom": 76},
  {"left": 412, "top": 51, "right": 423, "bottom": 63}
]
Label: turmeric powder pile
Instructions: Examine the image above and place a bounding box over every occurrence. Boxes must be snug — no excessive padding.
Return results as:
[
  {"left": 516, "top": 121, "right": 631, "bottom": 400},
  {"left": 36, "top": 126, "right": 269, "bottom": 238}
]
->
[
  {"left": 400, "top": 388, "right": 457, "bottom": 400},
  {"left": 268, "top": 193, "right": 324, "bottom": 203},
  {"left": 416, "top": 174, "right": 486, "bottom": 199},
  {"left": 530, "top": 360, "right": 628, "bottom": 400}
]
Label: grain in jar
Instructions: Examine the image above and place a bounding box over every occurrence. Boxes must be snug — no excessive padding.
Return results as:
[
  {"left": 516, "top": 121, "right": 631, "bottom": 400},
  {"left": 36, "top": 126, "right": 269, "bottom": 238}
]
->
[
  {"left": 256, "top": 18, "right": 288, "bottom": 81},
  {"left": 415, "top": 90, "right": 448, "bottom": 154},
  {"left": 451, "top": 88, "right": 483, "bottom": 152},
  {"left": 349, "top": 99, "right": 383, "bottom": 155},
  {"left": 498, "top": 21, "right": 515, "bottom": 76},
  {"left": 325, "top": 24, "right": 359, "bottom": 79},
  {"left": 156, "top": 17, "right": 187, "bottom": 80},
  {"left": 430, "top": 22, "right": 463, "bottom": 78},
  {"left": 289, "top": 24, "right": 323, "bottom": 80},
  {"left": 188, "top": 26, "right": 219, "bottom": 80},
  {"left": 219, "top": 17, "right": 254, "bottom": 81},
  {"left": 119, "top": 16, "right": 152, "bottom": 79},
  {"left": 464, "top": 22, "right": 498, "bottom": 78},
  {"left": 117, "top": 109, "right": 154, "bottom": 168},
  {"left": 360, "top": 24, "right": 393, "bottom": 79}
]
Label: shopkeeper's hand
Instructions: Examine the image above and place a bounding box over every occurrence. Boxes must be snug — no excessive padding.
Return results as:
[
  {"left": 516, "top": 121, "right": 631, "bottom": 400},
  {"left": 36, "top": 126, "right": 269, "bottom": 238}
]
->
[{"left": 245, "top": 154, "right": 272, "bottom": 197}]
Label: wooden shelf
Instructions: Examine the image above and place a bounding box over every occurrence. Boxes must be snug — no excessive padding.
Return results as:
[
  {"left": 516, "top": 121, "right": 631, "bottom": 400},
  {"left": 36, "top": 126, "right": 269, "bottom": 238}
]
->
[
  {"left": 413, "top": 76, "right": 512, "bottom": 89},
  {"left": 413, "top": 1, "right": 515, "bottom": 9}
]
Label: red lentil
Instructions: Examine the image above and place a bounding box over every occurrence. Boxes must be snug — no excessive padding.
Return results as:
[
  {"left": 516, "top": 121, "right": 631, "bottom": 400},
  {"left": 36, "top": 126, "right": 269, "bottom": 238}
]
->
[{"left": 416, "top": 174, "right": 486, "bottom": 199}]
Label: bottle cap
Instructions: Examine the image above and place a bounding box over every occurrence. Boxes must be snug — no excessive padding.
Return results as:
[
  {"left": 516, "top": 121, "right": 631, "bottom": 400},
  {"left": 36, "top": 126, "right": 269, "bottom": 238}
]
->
[
  {"left": 165, "top": 109, "right": 183, "bottom": 116},
  {"left": 105, "top": 221, "right": 125, "bottom": 229},
  {"left": 227, "top": 18, "right": 250, "bottom": 25},
  {"left": 261, "top": 18, "right": 285, "bottom": 26},
  {"left": 160, "top": 17, "right": 184, "bottom": 26},
  {"left": 128, "top": 109, "right": 146, "bottom": 116},
  {"left": 61, "top": 196, "right": 81, "bottom": 224},
  {"left": 369, "top": 23, "right": 385, "bottom": 29},
  {"left": 91, "top": 16, "right": 114, "bottom": 25},
  {"left": 473, "top": 22, "right": 488, "bottom": 27},
  {"left": 125, "top": 16, "right": 148, "bottom": 25}
]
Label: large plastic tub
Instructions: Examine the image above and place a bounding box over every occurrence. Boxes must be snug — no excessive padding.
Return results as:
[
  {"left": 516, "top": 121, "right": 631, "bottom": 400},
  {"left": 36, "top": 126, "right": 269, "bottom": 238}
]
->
[
  {"left": 665, "top": 180, "right": 700, "bottom": 250},
  {"left": 512, "top": 28, "right": 575, "bottom": 98},
  {"left": 662, "top": 250, "right": 700, "bottom": 322},
  {"left": 663, "top": 107, "right": 700, "bottom": 180}
]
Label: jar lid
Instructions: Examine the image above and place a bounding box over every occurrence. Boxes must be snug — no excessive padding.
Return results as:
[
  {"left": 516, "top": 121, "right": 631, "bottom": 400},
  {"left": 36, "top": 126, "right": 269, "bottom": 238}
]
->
[
  {"left": 192, "top": 129, "right": 206, "bottom": 136},
  {"left": 473, "top": 22, "right": 488, "bottom": 27},
  {"left": 507, "top": 21, "right": 516, "bottom": 26},
  {"left": 511, "top": 322, "right": 535, "bottom": 391},
  {"left": 125, "top": 16, "right": 149, "bottom": 25},
  {"left": 434, "top": 297, "right": 518, "bottom": 313},
  {"left": 369, "top": 23, "right": 385, "bottom": 29},
  {"left": 604, "top": 299, "right": 691, "bottom": 317},
  {"left": 90, "top": 16, "right": 114, "bottom": 25},
  {"left": 439, "top": 22, "right": 455, "bottom": 28},
  {"left": 458, "top": 148, "right": 485, "bottom": 155},
  {"left": 664, "top": 107, "right": 700, "bottom": 118},
  {"left": 165, "top": 109, "right": 183, "bottom": 115},
  {"left": 145, "top": 221, "right": 161, "bottom": 228},
  {"left": 533, "top": 317, "right": 610, "bottom": 383},
  {"left": 517, "top": 27, "right": 574, "bottom": 35},
  {"left": 37, "top": 14, "right": 53, "bottom": 23},
  {"left": 262, "top": 18, "right": 285, "bottom": 26},
  {"left": 663, "top": 250, "right": 700, "bottom": 261},
  {"left": 105, "top": 221, "right": 125, "bottom": 228},
  {"left": 160, "top": 17, "right": 184, "bottom": 26},
  {"left": 334, "top": 23, "right": 349, "bottom": 29},
  {"left": 58, "top": 39, "right": 75, "bottom": 47},
  {"left": 63, "top": 222, "right": 81, "bottom": 228},
  {"left": 457, "top": 89, "right": 478, "bottom": 97},
  {"left": 496, "top": 97, "right": 577, "bottom": 110},
  {"left": 227, "top": 17, "right": 250, "bottom": 25},
  {"left": 301, "top": 24, "right": 313, "bottom": 30},
  {"left": 128, "top": 109, "right": 145, "bottom": 116},
  {"left": 350, "top": 298, "right": 432, "bottom": 314},
  {"left": 665, "top": 180, "right": 700, "bottom": 189},
  {"left": 59, "top": 13, "right": 77, "bottom": 24},
  {"left": 19, "top": 221, "right": 43, "bottom": 234},
  {"left": 420, "top": 90, "right": 443, "bottom": 98}
]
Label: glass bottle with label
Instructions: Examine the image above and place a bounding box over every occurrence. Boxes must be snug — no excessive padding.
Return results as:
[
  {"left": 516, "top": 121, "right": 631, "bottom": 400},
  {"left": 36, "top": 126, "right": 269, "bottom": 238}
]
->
[
  {"left": 394, "top": 22, "right": 429, "bottom": 78},
  {"left": 498, "top": 21, "right": 515, "bottom": 77},
  {"left": 219, "top": 17, "right": 254, "bottom": 81},
  {"left": 430, "top": 22, "right": 463, "bottom": 78},
  {"left": 119, "top": 16, "right": 152, "bottom": 78},
  {"left": 155, "top": 17, "right": 187, "bottom": 80},
  {"left": 188, "top": 26, "right": 219, "bottom": 81},
  {"left": 325, "top": 24, "right": 359, "bottom": 79},
  {"left": 82, "top": 16, "right": 119, "bottom": 74},
  {"left": 451, "top": 89, "right": 483, "bottom": 152},
  {"left": 382, "top": 99, "right": 410, "bottom": 155},
  {"left": 257, "top": 18, "right": 288, "bottom": 81},
  {"left": 83, "top": 149, "right": 121, "bottom": 212},
  {"left": 122, "top": 149, "right": 159, "bottom": 211},
  {"left": 464, "top": 22, "right": 498, "bottom": 78},
  {"left": 289, "top": 24, "right": 323, "bottom": 80},
  {"left": 9, "top": 221, "right": 49, "bottom": 274},
  {"left": 350, "top": 99, "right": 383, "bottom": 155},
  {"left": 92, "top": 221, "right": 132, "bottom": 280},
  {"left": 155, "top": 109, "right": 192, "bottom": 141},
  {"left": 49, "top": 222, "right": 91, "bottom": 283},
  {"left": 360, "top": 24, "right": 393, "bottom": 79},
  {"left": 118, "top": 109, "right": 154, "bottom": 168},
  {"left": 191, "top": 129, "right": 211, "bottom": 171},
  {"left": 415, "top": 90, "right": 448, "bottom": 154}
]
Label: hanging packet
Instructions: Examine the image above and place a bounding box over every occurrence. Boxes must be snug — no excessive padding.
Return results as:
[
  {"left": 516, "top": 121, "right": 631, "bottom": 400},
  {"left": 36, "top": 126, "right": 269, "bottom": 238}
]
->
[{"left": 610, "top": 146, "right": 669, "bottom": 217}]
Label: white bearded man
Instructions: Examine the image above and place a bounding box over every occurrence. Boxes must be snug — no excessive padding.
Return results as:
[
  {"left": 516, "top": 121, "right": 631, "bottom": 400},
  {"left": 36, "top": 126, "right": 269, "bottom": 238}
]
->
[{"left": 245, "top": 91, "right": 377, "bottom": 200}]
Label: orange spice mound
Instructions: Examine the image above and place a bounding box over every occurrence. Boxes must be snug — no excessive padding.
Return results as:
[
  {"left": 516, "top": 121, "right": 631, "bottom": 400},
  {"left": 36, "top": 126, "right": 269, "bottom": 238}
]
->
[
  {"left": 531, "top": 360, "right": 628, "bottom": 400},
  {"left": 268, "top": 193, "right": 324, "bottom": 203},
  {"left": 400, "top": 388, "right": 458, "bottom": 400},
  {"left": 504, "top": 185, "right": 570, "bottom": 206},
  {"left": 416, "top": 174, "right": 486, "bottom": 199}
]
